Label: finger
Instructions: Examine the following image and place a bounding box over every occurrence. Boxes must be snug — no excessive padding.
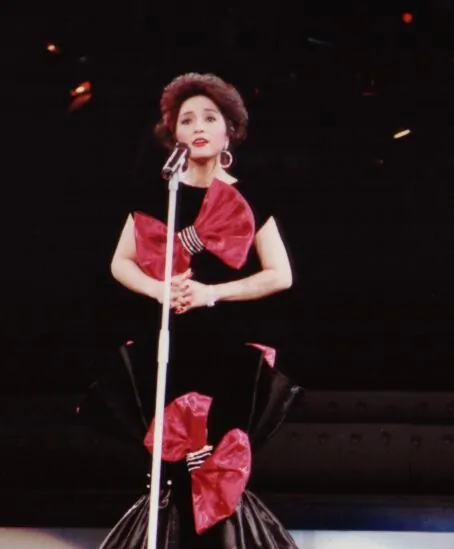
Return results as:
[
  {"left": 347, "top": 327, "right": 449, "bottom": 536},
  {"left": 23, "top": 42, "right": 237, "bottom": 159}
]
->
[
  {"left": 171, "top": 293, "right": 183, "bottom": 307},
  {"left": 173, "top": 288, "right": 190, "bottom": 302},
  {"left": 178, "top": 270, "right": 192, "bottom": 284},
  {"left": 170, "top": 293, "right": 180, "bottom": 305},
  {"left": 173, "top": 268, "right": 192, "bottom": 282},
  {"left": 179, "top": 287, "right": 191, "bottom": 298},
  {"left": 176, "top": 292, "right": 191, "bottom": 305},
  {"left": 171, "top": 274, "right": 184, "bottom": 286},
  {"left": 164, "top": 286, "right": 187, "bottom": 303},
  {"left": 175, "top": 299, "right": 191, "bottom": 313},
  {"left": 171, "top": 286, "right": 183, "bottom": 295},
  {"left": 172, "top": 278, "right": 191, "bottom": 292}
]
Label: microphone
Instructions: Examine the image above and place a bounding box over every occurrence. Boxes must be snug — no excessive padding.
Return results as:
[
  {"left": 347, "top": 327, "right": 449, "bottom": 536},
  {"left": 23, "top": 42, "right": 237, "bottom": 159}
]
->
[{"left": 161, "top": 142, "right": 190, "bottom": 180}]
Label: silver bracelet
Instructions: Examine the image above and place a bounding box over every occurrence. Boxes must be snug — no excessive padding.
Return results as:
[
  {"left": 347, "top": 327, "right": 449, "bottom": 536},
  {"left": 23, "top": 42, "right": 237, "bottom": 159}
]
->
[{"left": 206, "top": 285, "right": 217, "bottom": 307}]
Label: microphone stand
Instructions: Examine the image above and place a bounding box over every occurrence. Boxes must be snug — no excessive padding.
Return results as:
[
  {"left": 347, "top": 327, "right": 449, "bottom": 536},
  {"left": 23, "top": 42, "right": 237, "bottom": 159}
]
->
[{"left": 147, "top": 154, "right": 187, "bottom": 549}]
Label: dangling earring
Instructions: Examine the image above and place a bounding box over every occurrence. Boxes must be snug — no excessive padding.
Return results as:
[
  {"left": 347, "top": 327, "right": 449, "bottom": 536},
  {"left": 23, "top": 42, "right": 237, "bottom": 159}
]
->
[{"left": 220, "top": 148, "right": 233, "bottom": 169}]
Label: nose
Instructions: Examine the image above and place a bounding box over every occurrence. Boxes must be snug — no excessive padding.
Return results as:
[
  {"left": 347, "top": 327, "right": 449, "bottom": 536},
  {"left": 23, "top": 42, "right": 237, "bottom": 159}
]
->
[{"left": 193, "top": 118, "right": 205, "bottom": 133}]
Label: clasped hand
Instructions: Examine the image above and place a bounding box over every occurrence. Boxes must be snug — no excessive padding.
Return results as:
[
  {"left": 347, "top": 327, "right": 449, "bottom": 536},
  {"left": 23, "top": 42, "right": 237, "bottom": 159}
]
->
[{"left": 158, "top": 269, "right": 211, "bottom": 314}]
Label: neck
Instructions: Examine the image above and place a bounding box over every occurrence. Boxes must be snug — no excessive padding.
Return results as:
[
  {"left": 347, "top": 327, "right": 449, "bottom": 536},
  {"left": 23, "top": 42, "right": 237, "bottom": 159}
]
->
[{"left": 183, "top": 158, "right": 226, "bottom": 188}]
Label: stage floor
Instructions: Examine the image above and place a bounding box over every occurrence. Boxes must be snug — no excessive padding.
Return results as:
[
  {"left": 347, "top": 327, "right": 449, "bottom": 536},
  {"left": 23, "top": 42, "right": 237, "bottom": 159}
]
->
[{"left": 2, "top": 528, "right": 454, "bottom": 549}]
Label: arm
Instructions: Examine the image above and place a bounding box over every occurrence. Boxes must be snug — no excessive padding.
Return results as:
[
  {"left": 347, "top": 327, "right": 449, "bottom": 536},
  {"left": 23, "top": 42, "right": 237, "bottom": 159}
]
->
[
  {"left": 110, "top": 214, "right": 162, "bottom": 300},
  {"left": 215, "top": 216, "right": 293, "bottom": 302},
  {"left": 177, "top": 216, "right": 292, "bottom": 313},
  {"left": 111, "top": 215, "right": 192, "bottom": 306}
]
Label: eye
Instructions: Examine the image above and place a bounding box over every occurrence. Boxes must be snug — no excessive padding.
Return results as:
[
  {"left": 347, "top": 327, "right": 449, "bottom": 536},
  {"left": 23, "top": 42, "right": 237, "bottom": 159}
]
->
[
  {"left": 206, "top": 115, "right": 217, "bottom": 122},
  {"left": 180, "top": 118, "right": 191, "bottom": 125}
]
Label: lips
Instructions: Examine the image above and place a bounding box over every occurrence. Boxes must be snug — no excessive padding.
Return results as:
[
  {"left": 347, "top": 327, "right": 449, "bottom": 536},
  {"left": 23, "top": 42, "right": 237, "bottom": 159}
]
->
[{"left": 192, "top": 138, "right": 208, "bottom": 146}]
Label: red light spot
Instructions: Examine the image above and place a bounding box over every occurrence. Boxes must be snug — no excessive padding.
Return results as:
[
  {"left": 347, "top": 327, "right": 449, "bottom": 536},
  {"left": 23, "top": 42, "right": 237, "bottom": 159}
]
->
[
  {"left": 68, "top": 93, "right": 92, "bottom": 114},
  {"left": 402, "top": 12, "right": 413, "bottom": 24}
]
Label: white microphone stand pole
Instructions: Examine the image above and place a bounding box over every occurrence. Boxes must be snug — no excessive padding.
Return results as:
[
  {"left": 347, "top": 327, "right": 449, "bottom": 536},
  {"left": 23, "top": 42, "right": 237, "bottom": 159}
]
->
[{"left": 147, "top": 150, "right": 187, "bottom": 549}]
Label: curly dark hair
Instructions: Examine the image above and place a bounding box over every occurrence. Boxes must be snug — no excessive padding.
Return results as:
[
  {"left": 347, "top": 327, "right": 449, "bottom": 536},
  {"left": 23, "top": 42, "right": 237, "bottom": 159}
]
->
[{"left": 154, "top": 72, "right": 248, "bottom": 150}]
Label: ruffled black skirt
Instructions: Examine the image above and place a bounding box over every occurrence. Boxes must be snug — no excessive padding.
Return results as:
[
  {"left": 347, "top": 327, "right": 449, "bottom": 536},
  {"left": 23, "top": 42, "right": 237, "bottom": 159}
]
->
[
  {"left": 79, "top": 340, "right": 302, "bottom": 549},
  {"left": 97, "top": 489, "right": 297, "bottom": 549}
]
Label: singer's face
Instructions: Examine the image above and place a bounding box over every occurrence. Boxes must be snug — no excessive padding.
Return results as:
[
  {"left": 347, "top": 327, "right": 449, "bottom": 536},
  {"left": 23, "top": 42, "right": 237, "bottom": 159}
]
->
[{"left": 175, "top": 95, "right": 228, "bottom": 162}]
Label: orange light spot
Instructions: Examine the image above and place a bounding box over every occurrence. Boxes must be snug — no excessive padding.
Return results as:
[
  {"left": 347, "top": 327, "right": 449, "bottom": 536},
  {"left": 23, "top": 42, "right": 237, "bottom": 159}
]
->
[
  {"left": 46, "top": 42, "right": 60, "bottom": 54},
  {"left": 70, "top": 80, "right": 92, "bottom": 97}
]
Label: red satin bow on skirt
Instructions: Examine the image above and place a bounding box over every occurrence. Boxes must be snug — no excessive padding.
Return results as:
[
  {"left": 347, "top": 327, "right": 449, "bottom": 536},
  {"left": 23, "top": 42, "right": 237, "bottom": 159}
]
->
[
  {"left": 134, "top": 179, "right": 255, "bottom": 280},
  {"left": 144, "top": 392, "right": 251, "bottom": 534}
]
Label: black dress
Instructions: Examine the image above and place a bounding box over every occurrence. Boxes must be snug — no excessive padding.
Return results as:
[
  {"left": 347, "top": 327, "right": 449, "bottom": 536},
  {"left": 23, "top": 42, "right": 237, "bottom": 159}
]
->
[{"left": 83, "top": 178, "right": 302, "bottom": 549}]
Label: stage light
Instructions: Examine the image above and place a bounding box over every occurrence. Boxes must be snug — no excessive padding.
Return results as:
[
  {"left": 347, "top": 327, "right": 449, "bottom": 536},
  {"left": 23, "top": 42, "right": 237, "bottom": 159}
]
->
[
  {"left": 70, "top": 80, "right": 92, "bottom": 97},
  {"left": 46, "top": 42, "right": 60, "bottom": 54},
  {"left": 68, "top": 93, "right": 92, "bottom": 114},
  {"left": 68, "top": 81, "right": 93, "bottom": 114},
  {"left": 393, "top": 129, "right": 411, "bottom": 139},
  {"left": 402, "top": 12, "right": 413, "bottom": 24},
  {"left": 307, "top": 36, "right": 334, "bottom": 47}
]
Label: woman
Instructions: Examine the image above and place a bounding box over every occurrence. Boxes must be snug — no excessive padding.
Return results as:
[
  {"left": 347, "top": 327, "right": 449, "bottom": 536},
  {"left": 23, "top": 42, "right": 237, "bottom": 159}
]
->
[{"left": 91, "top": 72, "right": 302, "bottom": 549}]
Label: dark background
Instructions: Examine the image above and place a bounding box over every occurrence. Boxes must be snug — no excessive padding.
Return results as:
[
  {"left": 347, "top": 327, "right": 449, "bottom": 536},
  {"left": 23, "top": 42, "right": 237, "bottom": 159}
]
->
[
  {"left": 2, "top": 0, "right": 454, "bottom": 528},
  {"left": 3, "top": 0, "right": 454, "bottom": 392}
]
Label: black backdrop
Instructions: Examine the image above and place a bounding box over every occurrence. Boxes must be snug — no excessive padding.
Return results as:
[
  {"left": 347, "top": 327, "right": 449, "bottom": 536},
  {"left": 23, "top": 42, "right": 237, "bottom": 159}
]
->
[
  {"left": 3, "top": 2, "right": 454, "bottom": 528},
  {"left": 2, "top": 0, "right": 454, "bottom": 394}
]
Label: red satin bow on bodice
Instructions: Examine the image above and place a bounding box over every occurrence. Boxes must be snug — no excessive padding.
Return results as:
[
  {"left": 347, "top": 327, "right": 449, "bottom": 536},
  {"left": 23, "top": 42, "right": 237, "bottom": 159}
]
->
[
  {"left": 144, "top": 392, "right": 251, "bottom": 534},
  {"left": 134, "top": 179, "right": 256, "bottom": 280}
]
